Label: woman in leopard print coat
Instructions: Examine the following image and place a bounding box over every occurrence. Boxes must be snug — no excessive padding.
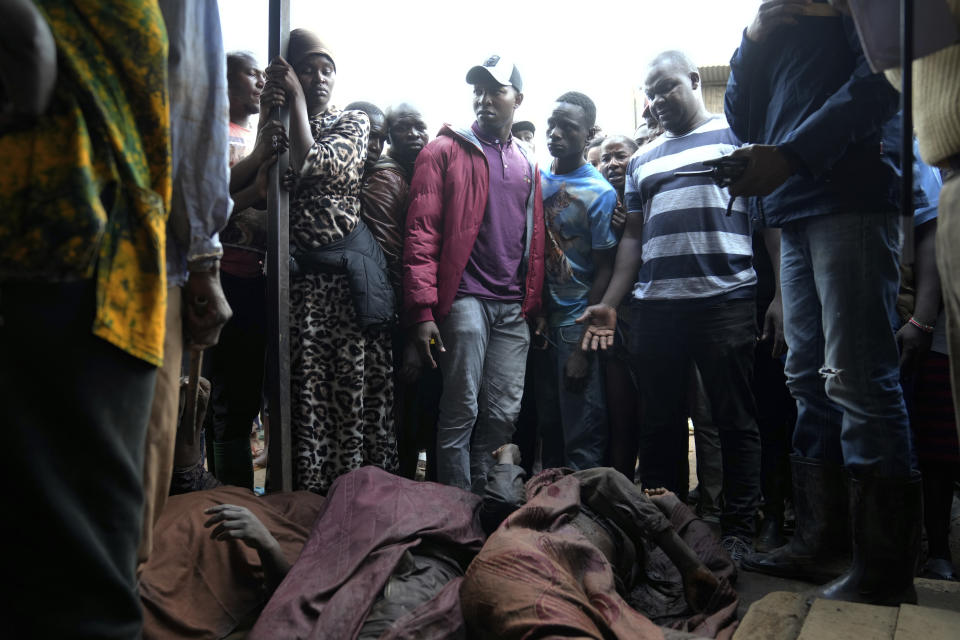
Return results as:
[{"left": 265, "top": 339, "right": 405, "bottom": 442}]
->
[{"left": 263, "top": 29, "right": 398, "bottom": 493}]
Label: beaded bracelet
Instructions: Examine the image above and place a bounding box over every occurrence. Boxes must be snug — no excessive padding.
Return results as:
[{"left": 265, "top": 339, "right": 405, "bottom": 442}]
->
[{"left": 908, "top": 317, "right": 936, "bottom": 334}]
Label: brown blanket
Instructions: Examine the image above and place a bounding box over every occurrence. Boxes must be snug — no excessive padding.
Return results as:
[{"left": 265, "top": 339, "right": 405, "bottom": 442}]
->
[
  {"left": 139, "top": 487, "right": 324, "bottom": 639},
  {"left": 461, "top": 469, "right": 738, "bottom": 639}
]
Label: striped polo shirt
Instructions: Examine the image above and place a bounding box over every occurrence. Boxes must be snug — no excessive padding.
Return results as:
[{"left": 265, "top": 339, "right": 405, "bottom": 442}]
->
[{"left": 624, "top": 115, "right": 756, "bottom": 302}]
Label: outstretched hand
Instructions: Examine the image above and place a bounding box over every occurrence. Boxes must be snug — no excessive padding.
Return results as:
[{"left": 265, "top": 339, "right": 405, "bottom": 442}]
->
[{"left": 575, "top": 304, "right": 617, "bottom": 351}]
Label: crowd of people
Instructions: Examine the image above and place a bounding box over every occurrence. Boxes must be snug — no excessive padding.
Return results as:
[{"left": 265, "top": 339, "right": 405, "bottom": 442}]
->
[{"left": 3, "top": 0, "right": 960, "bottom": 638}]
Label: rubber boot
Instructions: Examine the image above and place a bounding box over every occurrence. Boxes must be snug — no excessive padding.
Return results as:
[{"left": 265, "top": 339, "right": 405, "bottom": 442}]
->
[
  {"left": 213, "top": 437, "right": 254, "bottom": 490},
  {"left": 815, "top": 472, "right": 922, "bottom": 606},
  {"left": 754, "top": 514, "right": 786, "bottom": 554},
  {"left": 741, "top": 456, "right": 850, "bottom": 582}
]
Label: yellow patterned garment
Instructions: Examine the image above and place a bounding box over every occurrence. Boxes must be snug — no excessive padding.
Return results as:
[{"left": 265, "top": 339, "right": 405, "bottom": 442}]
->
[{"left": 0, "top": 0, "right": 171, "bottom": 366}]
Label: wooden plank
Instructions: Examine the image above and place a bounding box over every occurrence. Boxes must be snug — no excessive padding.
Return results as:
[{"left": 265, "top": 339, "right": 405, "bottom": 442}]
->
[
  {"left": 733, "top": 591, "right": 809, "bottom": 640},
  {"left": 265, "top": 0, "right": 292, "bottom": 493},
  {"left": 796, "top": 598, "right": 898, "bottom": 640},
  {"left": 914, "top": 576, "right": 960, "bottom": 612},
  {"left": 894, "top": 604, "right": 960, "bottom": 640}
]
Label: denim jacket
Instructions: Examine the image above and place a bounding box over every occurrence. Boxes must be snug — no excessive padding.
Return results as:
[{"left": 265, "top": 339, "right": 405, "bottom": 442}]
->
[{"left": 724, "top": 11, "right": 901, "bottom": 228}]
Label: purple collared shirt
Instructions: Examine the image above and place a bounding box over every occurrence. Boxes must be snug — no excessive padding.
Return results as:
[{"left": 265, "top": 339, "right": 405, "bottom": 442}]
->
[{"left": 457, "top": 121, "right": 532, "bottom": 301}]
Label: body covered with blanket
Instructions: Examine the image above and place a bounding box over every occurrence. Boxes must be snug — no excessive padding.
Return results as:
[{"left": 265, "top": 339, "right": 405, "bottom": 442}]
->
[
  {"left": 249, "top": 466, "right": 486, "bottom": 639},
  {"left": 463, "top": 449, "right": 739, "bottom": 640}
]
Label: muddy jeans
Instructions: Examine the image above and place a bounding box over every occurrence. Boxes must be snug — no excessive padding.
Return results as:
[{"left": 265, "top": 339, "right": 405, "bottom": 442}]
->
[{"left": 436, "top": 296, "right": 530, "bottom": 494}]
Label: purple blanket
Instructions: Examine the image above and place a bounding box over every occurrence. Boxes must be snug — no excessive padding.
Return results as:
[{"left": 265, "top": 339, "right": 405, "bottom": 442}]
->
[{"left": 249, "top": 467, "right": 484, "bottom": 640}]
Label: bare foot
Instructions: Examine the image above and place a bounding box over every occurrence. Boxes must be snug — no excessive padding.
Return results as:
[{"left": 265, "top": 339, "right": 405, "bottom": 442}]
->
[
  {"left": 645, "top": 487, "right": 682, "bottom": 515},
  {"left": 253, "top": 447, "right": 268, "bottom": 469},
  {"left": 682, "top": 564, "right": 720, "bottom": 612}
]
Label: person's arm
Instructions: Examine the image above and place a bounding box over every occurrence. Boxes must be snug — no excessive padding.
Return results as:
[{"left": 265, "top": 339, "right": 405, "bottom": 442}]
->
[
  {"left": 203, "top": 505, "right": 290, "bottom": 593},
  {"left": 898, "top": 218, "right": 941, "bottom": 375},
  {"left": 230, "top": 119, "right": 288, "bottom": 196},
  {"left": 479, "top": 444, "right": 527, "bottom": 535},
  {"left": 760, "top": 227, "right": 787, "bottom": 357},
  {"left": 159, "top": 0, "right": 233, "bottom": 347},
  {"left": 262, "top": 56, "right": 313, "bottom": 170},
  {"left": 403, "top": 143, "right": 447, "bottom": 368},
  {"left": 730, "top": 15, "right": 900, "bottom": 199},
  {"left": 0, "top": 0, "right": 56, "bottom": 130},
  {"left": 575, "top": 470, "right": 719, "bottom": 612},
  {"left": 575, "top": 188, "right": 645, "bottom": 351},
  {"left": 566, "top": 191, "right": 619, "bottom": 388}
]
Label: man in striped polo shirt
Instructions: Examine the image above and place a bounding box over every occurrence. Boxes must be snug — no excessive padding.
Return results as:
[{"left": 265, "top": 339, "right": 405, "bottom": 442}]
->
[{"left": 579, "top": 50, "right": 773, "bottom": 564}]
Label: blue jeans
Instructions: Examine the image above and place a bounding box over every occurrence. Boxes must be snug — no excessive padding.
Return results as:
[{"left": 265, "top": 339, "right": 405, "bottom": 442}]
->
[
  {"left": 436, "top": 296, "right": 530, "bottom": 493},
  {"left": 780, "top": 211, "right": 913, "bottom": 476},
  {"left": 534, "top": 324, "right": 609, "bottom": 470}
]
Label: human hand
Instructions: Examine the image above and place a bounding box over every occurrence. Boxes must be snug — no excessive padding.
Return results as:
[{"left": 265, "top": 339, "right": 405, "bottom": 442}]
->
[
  {"left": 644, "top": 487, "right": 683, "bottom": 516},
  {"left": 532, "top": 316, "right": 549, "bottom": 350},
  {"left": 183, "top": 265, "right": 233, "bottom": 349},
  {"left": 412, "top": 321, "right": 444, "bottom": 369},
  {"left": 253, "top": 119, "right": 288, "bottom": 164},
  {"left": 897, "top": 321, "right": 933, "bottom": 377},
  {"left": 746, "top": 0, "right": 810, "bottom": 43},
  {"left": 492, "top": 443, "right": 521, "bottom": 466},
  {"left": 761, "top": 295, "right": 787, "bottom": 358},
  {"left": 203, "top": 504, "right": 278, "bottom": 552},
  {"left": 563, "top": 349, "right": 590, "bottom": 393},
  {"left": 575, "top": 303, "right": 617, "bottom": 351},
  {"left": 264, "top": 55, "right": 302, "bottom": 103},
  {"left": 399, "top": 339, "right": 422, "bottom": 384},
  {"left": 610, "top": 203, "right": 628, "bottom": 234},
  {"left": 253, "top": 153, "right": 279, "bottom": 202},
  {"left": 727, "top": 145, "right": 795, "bottom": 198},
  {"left": 281, "top": 167, "right": 299, "bottom": 192}
]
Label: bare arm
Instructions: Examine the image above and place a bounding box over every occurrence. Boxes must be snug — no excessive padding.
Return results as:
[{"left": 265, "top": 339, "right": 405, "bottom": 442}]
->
[
  {"left": 760, "top": 227, "right": 786, "bottom": 357},
  {"left": 575, "top": 210, "right": 644, "bottom": 351},
  {"left": 898, "top": 219, "right": 941, "bottom": 375},
  {"left": 204, "top": 504, "right": 290, "bottom": 593}
]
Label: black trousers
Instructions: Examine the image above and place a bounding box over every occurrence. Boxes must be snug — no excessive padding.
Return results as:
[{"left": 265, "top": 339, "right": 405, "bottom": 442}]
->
[
  {"left": 207, "top": 272, "right": 267, "bottom": 443},
  {"left": 625, "top": 297, "right": 762, "bottom": 539},
  {"left": 1, "top": 281, "right": 156, "bottom": 639}
]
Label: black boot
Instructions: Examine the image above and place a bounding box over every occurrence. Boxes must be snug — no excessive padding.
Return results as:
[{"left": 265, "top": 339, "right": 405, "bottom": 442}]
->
[
  {"left": 755, "top": 514, "right": 786, "bottom": 554},
  {"left": 815, "top": 472, "right": 922, "bottom": 606},
  {"left": 741, "top": 456, "right": 850, "bottom": 582}
]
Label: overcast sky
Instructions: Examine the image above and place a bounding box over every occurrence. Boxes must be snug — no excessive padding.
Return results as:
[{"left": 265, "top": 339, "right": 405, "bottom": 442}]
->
[{"left": 218, "top": 0, "right": 760, "bottom": 165}]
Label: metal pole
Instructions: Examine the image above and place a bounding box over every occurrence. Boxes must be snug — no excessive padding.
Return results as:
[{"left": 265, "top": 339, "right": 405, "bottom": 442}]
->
[
  {"left": 266, "top": 0, "right": 291, "bottom": 492},
  {"left": 900, "top": 0, "right": 914, "bottom": 219}
]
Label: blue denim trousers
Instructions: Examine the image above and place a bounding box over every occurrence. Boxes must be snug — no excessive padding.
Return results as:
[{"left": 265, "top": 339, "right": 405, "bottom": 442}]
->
[
  {"left": 533, "top": 324, "right": 610, "bottom": 470},
  {"left": 436, "top": 296, "right": 530, "bottom": 493},
  {"left": 780, "top": 211, "right": 913, "bottom": 476}
]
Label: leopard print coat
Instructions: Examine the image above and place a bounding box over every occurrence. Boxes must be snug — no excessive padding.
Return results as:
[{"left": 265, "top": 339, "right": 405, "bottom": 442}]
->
[{"left": 289, "top": 107, "right": 398, "bottom": 493}]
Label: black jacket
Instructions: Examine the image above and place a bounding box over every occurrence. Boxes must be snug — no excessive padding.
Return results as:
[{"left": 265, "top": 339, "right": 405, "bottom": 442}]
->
[{"left": 291, "top": 219, "right": 395, "bottom": 329}]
